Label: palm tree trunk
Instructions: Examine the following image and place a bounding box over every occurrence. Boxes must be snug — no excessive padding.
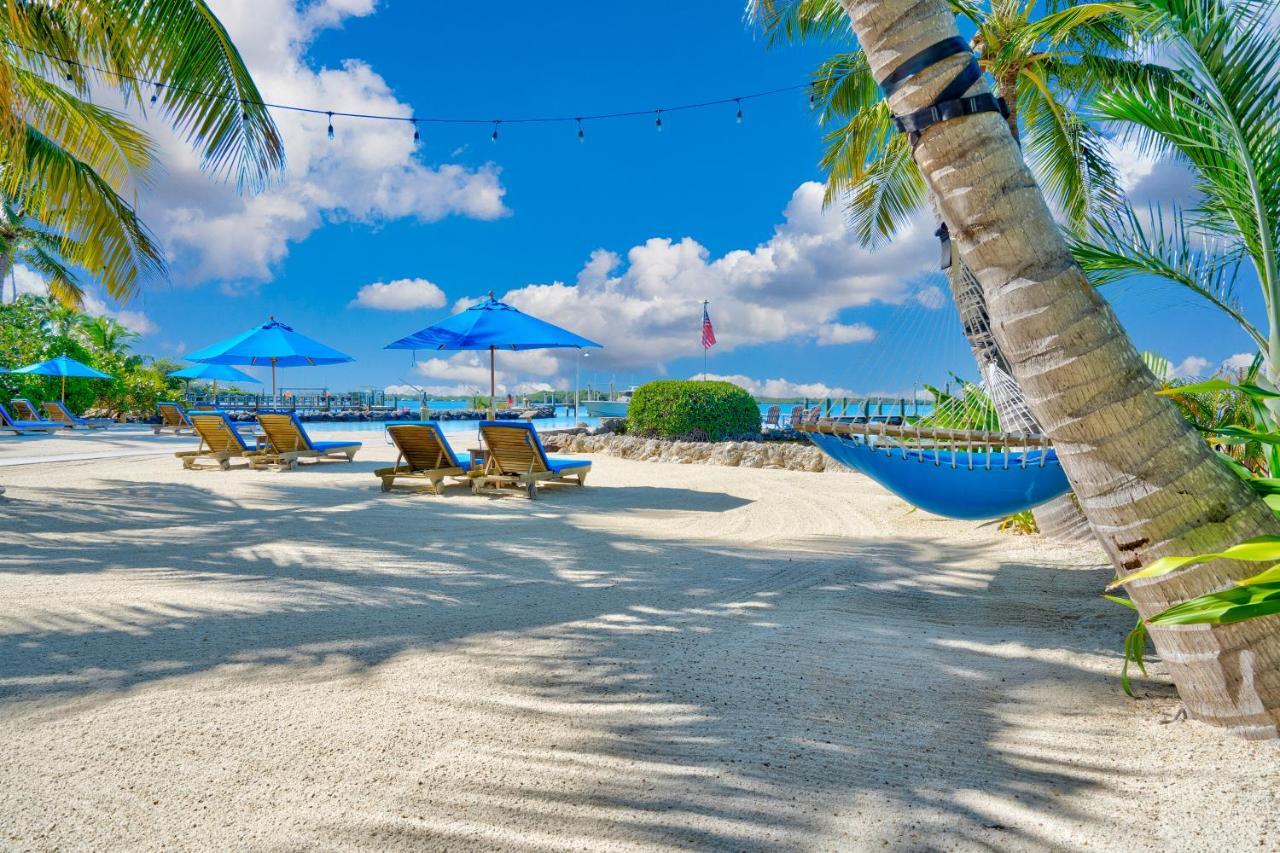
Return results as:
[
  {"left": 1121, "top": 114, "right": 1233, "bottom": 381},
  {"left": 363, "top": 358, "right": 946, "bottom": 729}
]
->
[
  {"left": 0, "top": 248, "right": 12, "bottom": 303},
  {"left": 944, "top": 255, "right": 1095, "bottom": 542},
  {"left": 837, "top": 0, "right": 1280, "bottom": 738}
]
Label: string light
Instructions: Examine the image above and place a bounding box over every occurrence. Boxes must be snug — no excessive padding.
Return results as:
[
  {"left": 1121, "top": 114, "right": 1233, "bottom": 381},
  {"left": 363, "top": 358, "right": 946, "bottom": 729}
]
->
[{"left": 22, "top": 42, "right": 814, "bottom": 141}]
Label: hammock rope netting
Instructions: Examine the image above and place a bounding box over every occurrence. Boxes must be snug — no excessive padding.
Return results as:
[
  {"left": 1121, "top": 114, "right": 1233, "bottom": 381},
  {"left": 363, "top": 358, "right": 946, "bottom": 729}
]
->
[{"left": 797, "top": 262, "right": 1070, "bottom": 519}]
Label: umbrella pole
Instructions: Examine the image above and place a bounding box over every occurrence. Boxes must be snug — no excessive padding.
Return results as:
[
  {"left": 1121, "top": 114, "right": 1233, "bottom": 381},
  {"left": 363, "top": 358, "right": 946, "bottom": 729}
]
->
[
  {"left": 489, "top": 346, "right": 496, "bottom": 421},
  {"left": 61, "top": 375, "right": 66, "bottom": 404},
  {"left": 271, "top": 358, "right": 277, "bottom": 404}
]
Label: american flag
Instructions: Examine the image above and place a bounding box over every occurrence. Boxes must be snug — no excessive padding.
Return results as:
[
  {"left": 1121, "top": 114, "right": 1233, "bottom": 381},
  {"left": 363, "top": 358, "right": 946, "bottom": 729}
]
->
[{"left": 701, "top": 303, "right": 717, "bottom": 350}]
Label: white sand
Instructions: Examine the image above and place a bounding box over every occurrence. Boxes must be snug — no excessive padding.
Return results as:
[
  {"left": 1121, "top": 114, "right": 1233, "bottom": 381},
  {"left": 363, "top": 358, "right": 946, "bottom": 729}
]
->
[{"left": 0, "top": 427, "right": 1276, "bottom": 851}]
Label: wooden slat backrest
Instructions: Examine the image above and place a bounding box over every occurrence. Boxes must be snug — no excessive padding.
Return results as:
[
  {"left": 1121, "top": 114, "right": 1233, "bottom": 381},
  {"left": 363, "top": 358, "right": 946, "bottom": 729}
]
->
[
  {"left": 257, "top": 414, "right": 309, "bottom": 452},
  {"left": 159, "top": 403, "right": 187, "bottom": 426},
  {"left": 191, "top": 414, "right": 245, "bottom": 453},
  {"left": 43, "top": 402, "right": 73, "bottom": 423},
  {"left": 479, "top": 424, "right": 549, "bottom": 475},
  {"left": 14, "top": 399, "right": 41, "bottom": 420},
  {"left": 387, "top": 425, "right": 450, "bottom": 471}
]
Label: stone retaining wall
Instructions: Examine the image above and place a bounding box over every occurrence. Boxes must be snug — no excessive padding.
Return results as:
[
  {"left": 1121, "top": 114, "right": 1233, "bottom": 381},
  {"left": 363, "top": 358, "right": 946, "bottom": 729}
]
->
[{"left": 540, "top": 432, "right": 852, "bottom": 473}]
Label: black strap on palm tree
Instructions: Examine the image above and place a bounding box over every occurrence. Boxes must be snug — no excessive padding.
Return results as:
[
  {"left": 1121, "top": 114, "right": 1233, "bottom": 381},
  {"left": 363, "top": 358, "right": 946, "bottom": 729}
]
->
[{"left": 877, "top": 37, "right": 1009, "bottom": 271}]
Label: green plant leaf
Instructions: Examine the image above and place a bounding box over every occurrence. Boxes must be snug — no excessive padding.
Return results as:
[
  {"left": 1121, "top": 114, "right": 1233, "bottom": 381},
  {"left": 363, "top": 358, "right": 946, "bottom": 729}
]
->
[
  {"left": 1107, "top": 535, "right": 1280, "bottom": 589},
  {"left": 1147, "top": 582, "right": 1280, "bottom": 625}
]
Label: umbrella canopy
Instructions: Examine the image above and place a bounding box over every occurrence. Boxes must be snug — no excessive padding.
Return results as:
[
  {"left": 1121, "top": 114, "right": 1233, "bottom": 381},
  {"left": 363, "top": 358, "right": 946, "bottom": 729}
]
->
[
  {"left": 168, "top": 363, "right": 262, "bottom": 383},
  {"left": 386, "top": 293, "right": 601, "bottom": 418},
  {"left": 11, "top": 355, "right": 113, "bottom": 403},
  {"left": 186, "top": 317, "right": 353, "bottom": 397},
  {"left": 386, "top": 293, "right": 601, "bottom": 352},
  {"left": 12, "top": 355, "right": 112, "bottom": 379}
]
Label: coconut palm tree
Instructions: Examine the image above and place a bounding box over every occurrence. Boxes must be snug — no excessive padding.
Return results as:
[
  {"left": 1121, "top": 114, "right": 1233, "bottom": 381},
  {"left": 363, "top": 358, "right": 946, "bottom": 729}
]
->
[
  {"left": 0, "top": 0, "right": 284, "bottom": 305},
  {"left": 1069, "top": 0, "right": 1280, "bottom": 390},
  {"left": 0, "top": 197, "right": 87, "bottom": 306},
  {"left": 79, "top": 314, "right": 138, "bottom": 357},
  {"left": 752, "top": 0, "right": 1147, "bottom": 243},
  {"left": 772, "top": 0, "right": 1280, "bottom": 738}
]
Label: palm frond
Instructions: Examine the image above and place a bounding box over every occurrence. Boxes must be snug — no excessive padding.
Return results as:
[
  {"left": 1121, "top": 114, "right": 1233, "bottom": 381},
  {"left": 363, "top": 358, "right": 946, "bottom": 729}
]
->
[
  {"left": 12, "top": 67, "right": 154, "bottom": 194},
  {"left": 745, "top": 0, "right": 853, "bottom": 45},
  {"left": 1069, "top": 203, "right": 1265, "bottom": 350},
  {"left": 843, "top": 136, "right": 928, "bottom": 246},
  {"left": 4, "top": 0, "right": 284, "bottom": 192},
  {"left": 17, "top": 125, "right": 166, "bottom": 302},
  {"left": 1019, "top": 68, "right": 1123, "bottom": 225}
]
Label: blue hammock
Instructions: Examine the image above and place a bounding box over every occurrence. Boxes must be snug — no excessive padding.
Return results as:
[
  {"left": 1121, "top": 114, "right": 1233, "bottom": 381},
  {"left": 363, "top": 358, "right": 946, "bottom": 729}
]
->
[{"left": 809, "top": 432, "right": 1070, "bottom": 520}]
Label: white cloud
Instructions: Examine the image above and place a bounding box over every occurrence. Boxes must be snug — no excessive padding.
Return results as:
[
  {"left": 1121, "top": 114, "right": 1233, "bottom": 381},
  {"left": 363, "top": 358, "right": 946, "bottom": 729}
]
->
[
  {"left": 130, "top": 0, "right": 509, "bottom": 286},
  {"left": 816, "top": 322, "right": 876, "bottom": 346},
  {"left": 694, "top": 373, "right": 855, "bottom": 399},
  {"left": 9, "top": 264, "right": 157, "bottom": 335},
  {"left": 406, "top": 349, "right": 564, "bottom": 395},
  {"left": 1170, "top": 355, "right": 1210, "bottom": 379},
  {"left": 350, "top": 277, "right": 447, "bottom": 311},
  {"left": 1222, "top": 352, "right": 1255, "bottom": 370},
  {"left": 464, "top": 182, "right": 937, "bottom": 376}
]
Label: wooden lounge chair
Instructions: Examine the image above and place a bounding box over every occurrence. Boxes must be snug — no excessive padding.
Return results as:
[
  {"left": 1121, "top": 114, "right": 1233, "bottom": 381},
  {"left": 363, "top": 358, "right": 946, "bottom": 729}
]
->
[
  {"left": 0, "top": 403, "right": 61, "bottom": 435},
  {"left": 375, "top": 422, "right": 471, "bottom": 494},
  {"left": 762, "top": 404, "right": 781, "bottom": 430},
  {"left": 176, "top": 412, "right": 265, "bottom": 470},
  {"left": 254, "top": 412, "right": 361, "bottom": 470},
  {"left": 473, "top": 420, "right": 590, "bottom": 499},
  {"left": 42, "top": 401, "right": 114, "bottom": 429},
  {"left": 12, "top": 398, "right": 47, "bottom": 422},
  {"left": 786, "top": 405, "right": 805, "bottom": 428},
  {"left": 153, "top": 401, "right": 195, "bottom": 435}
]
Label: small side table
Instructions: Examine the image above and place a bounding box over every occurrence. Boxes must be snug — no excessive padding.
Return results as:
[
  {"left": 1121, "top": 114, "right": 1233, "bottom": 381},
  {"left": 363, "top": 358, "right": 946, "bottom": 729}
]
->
[{"left": 467, "top": 447, "right": 488, "bottom": 472}]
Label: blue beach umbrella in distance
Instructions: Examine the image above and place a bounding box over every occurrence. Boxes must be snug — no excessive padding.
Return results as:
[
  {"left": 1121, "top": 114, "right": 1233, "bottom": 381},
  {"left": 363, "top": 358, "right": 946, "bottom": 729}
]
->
[
  {"left": 12, "top": 354, "right": 113, "bottom": 403},
  {"left": 385, "top": 291, "right": 602, "bottom": 419},
  {"left": 168, "top": 362, "right": 262, "bottom": 399},
  {"left": 185, "top": 316, "right": 354, "bottom": 398}
]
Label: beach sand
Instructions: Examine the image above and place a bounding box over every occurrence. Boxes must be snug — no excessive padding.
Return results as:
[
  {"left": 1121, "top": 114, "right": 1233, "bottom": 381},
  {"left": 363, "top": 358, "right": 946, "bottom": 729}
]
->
[{"left": 0, "top": 427, "right": 1276, "bottom": 850}]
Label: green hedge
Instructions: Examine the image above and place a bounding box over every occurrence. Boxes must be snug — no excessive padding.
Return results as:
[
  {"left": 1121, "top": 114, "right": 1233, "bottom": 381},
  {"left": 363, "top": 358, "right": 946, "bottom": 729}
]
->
[{"left": 626, "top": 380, "right": 761, "bottom": 441}]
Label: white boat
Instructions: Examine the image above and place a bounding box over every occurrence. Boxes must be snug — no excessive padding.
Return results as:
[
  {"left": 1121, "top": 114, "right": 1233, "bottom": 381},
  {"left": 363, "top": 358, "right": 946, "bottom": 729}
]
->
[{"left": 584, "top": 400, "right": 629, "bottom": 417}]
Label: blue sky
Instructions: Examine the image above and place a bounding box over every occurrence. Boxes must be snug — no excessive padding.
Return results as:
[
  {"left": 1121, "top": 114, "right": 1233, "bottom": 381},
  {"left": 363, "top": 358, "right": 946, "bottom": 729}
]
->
[{"left": 21, "top": 0, "right": 1257, "bottom": 398}]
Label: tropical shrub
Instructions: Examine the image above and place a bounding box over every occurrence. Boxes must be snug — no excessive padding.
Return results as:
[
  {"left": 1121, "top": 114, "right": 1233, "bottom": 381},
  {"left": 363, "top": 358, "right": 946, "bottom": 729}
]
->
[
  {"left": 627, "top": 380, "right": 762, "bottom": 441},
  {"left": 0, "top": 294, "right": 181, "bottom": 415}
]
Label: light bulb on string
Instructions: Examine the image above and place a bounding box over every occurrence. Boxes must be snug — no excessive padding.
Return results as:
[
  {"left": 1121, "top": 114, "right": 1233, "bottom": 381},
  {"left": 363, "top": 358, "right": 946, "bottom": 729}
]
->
[
  {"left": 735, "top": 98, "right": 743, "bottom": 123},
  {"left": 151, "top": 83, "right": 162, "bottom": 104},
  {"left": 491, "top": 120, "right": 500, "bottom": 142},
  {"left": 655, "top": 109, "right": 663, "bottom": 132},
  {"left": 327, "top": 111, "right": 334, "bottom": 139},
  {"left": 412, "top": 118, "right": 420, "bottom": 143},
  {"left": 576, "top": 118, "right": 584, "bottom": 142}
]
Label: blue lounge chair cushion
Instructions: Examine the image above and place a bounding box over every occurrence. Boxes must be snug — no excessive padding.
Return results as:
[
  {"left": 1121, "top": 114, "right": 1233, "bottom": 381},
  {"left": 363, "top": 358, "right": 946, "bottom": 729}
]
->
[
  {"left": 311, "top": 440, "right": 360, "bottom": 453},
  {"left": 273, "top": 412, "right": 362, "bottom": 452},
  {"left": 547, "top": 457, "right": 590, "bottom": 474}
]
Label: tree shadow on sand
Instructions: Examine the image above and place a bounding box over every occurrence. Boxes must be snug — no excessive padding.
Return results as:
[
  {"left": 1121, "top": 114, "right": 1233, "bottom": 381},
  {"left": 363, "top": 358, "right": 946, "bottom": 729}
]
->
[{"left": 0, "top": 475, "right": 1155, "bottom": 849}]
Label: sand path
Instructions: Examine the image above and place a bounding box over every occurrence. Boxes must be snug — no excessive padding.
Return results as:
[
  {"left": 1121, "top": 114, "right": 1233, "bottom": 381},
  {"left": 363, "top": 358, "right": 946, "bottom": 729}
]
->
[{"left": 0, "top": 431, "right": 1276, "bottom": 850}]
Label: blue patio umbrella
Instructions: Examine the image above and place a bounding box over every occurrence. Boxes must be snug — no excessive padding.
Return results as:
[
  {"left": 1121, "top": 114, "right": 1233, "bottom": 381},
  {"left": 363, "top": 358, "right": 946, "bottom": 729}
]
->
[
  {"left": 168, "top": 363, "right": 262, "bottom": 398},
  {"left": 12, "top": 355, "right": 113, "bottom": 402},
  {"left": 185, "top": 317, "right": 353, "bottom": 398},
  {"left": 386, "top": 292, "right": 601, "bottom": 419}
]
